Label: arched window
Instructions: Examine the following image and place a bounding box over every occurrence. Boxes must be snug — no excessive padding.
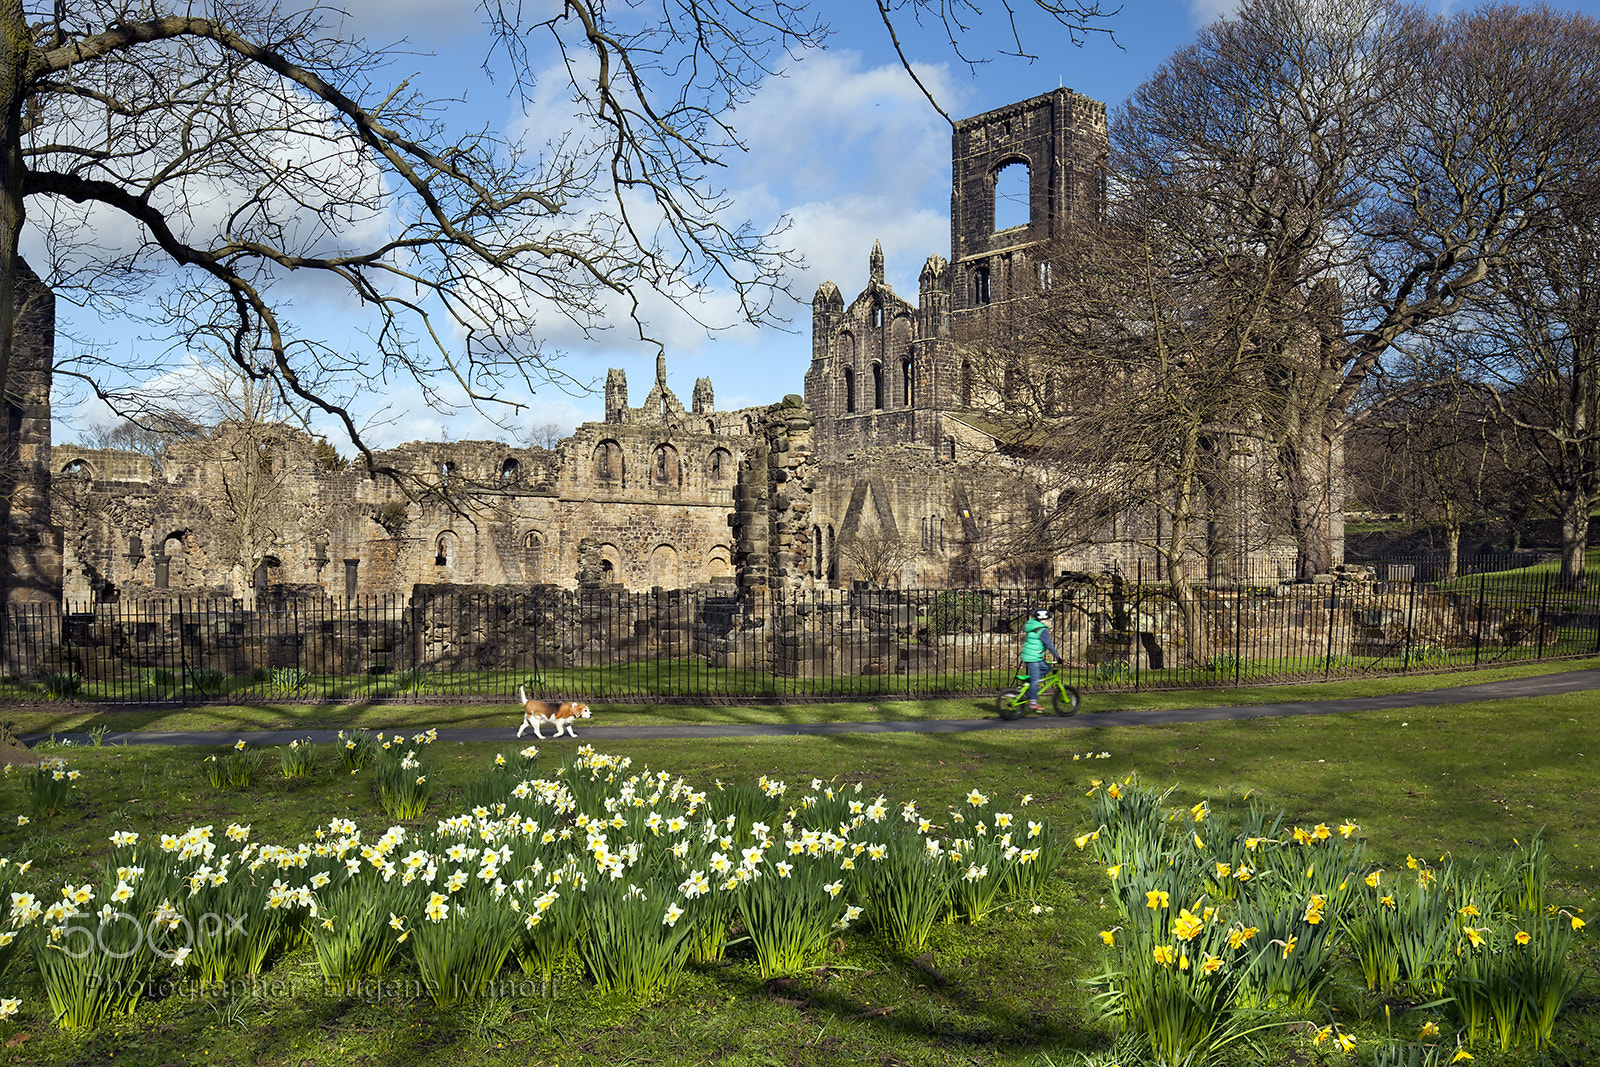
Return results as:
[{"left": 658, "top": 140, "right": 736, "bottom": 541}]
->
[
  {"left": 708, "top": 448, "right": 732, "bottom": 482},
  {"left": 872, "top": 362, "right": 884, "bottom": 410},
  {"left": 500, "top": 457, "right": 519, "bottom": 483},
  {"left": 994, "top": 159, "right": 1030, "bottom": 231},
  {"left": 435, "top": 531, "right": 456, "bottom": 568},
  {"left": 974, "top": 265, "right": 991, "bottom": 306},
  {"left": 440, "top": 460, "right": 455, "bottom": 486},
  {"left": 523, "top": 531, "right": 544, "bottom": 582},
  {"left": 592, "top": 440, "right": 624, "bottom": 486},
  {"left": 901, "top": 355, "right": 914, "bottom": 407},
  {"left": 844, "top": 367, "right": 856, "bottom": 414},
  {"left": 651, "top": 443, "right": 681, "bottom": 488},
  {"left": 959, "top": 361, "right": 974, "bottom": 407},
  {"left": 872, "top": 304, "right": 883, "bottom": 329}
]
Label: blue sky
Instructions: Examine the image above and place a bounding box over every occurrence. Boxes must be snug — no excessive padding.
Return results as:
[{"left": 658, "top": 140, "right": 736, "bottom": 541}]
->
[{"left": 44, "top": 0, "right": 1600, "bottom": 449}]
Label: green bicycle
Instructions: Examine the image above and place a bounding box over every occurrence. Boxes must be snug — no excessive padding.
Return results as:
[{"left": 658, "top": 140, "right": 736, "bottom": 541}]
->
[{"left": 996, "top": 660, "right": 1080, "bottom": 719}]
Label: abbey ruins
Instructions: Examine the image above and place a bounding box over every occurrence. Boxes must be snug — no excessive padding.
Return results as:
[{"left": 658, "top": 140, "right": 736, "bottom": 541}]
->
[{"left": 4, "top": 89, "right": 1328, "bottom": 610}]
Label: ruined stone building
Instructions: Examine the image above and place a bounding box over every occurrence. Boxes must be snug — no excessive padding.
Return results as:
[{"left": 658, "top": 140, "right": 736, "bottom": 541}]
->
[{"left": 7, "top": 88, "right": 1323, "bottom": 609}]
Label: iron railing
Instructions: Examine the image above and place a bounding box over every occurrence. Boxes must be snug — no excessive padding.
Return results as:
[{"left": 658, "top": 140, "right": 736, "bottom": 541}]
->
[{"left": 2, "top": 555, "right": 1595, "bottom": 704}]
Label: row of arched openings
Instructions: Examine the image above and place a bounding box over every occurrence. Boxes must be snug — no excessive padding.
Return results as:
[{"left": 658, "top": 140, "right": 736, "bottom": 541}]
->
[{"left": 592, "top": 441, "right": 733, "bottom": 489}]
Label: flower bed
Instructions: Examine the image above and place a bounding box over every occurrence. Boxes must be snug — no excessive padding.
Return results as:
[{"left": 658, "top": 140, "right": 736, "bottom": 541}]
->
[{"left": 0, "top": 744, "right": 1053, "bottom": 1028}]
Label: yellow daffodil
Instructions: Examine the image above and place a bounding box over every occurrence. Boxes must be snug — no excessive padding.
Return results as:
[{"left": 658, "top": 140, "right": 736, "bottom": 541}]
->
[
  {"left": 1106, "top": 864, "right": 1122, "bottom": 880},
  {"left": 1099, "top": 929, "right": 1116, "bottom": 946},
  {"left": 1420, "top": 1021, "right": 1440, "bottom": 1039},
  {"left": 1152, "top": 944, "right": 1175, "bottom": 966},
  {"left": 1515, "top": 930, "right": 1531, "bottom": 945},
  {"left": 1146, "top": 890, "right": 1169, "bottom": 910},
  {"left": 1173, "top": 908, "right": 1205, "bottom": 941},
  {"left": 1365, "top": 870, "right": 1382, "bottom": 888}
]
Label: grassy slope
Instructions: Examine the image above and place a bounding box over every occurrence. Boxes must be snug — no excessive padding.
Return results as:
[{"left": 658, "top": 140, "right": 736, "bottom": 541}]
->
[{"left": 0, "top": 685, "right": 1596, "bottom": 1066}]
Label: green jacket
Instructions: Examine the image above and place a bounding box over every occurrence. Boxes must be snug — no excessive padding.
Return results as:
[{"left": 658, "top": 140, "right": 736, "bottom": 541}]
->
[{"left": 1021, "top": 617, "right": 1059, "bottom": 662}]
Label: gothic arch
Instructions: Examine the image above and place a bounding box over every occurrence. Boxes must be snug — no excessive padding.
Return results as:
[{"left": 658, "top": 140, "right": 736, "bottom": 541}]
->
[
  {"left": 592, "top": 439, "right": 625, "bottom": 486},
  {"left": 434, "top": 529, "right": 459, "bottom": 570},
  {"left": 650, "top": 442, "right": 681, "bottom": 488},
  {"left": 522, "top": 529, "right": 545, "bottom": 582},
  {"left": 992, "top": 155, "right": 1032, "bottom": 231},
  {"left": 649, "top": 543, "right": 681, "bottom": 587},
  {"left": 708, "top": 447, "right": 733, "bottom": 483}
]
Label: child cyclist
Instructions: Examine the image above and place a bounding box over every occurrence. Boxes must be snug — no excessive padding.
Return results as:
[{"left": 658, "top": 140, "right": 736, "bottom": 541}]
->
[{"left": 1020, "top": 608, "right": 1060, "bottom": 711}]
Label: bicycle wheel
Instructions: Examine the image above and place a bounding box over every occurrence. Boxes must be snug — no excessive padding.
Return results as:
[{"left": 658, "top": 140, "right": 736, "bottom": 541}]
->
[
  {"left": 1051, "top": 685, "right": 1080, "bottom": 716},
  {"left": 996, "top": 690, "right": 1023, "bottom": 720}
]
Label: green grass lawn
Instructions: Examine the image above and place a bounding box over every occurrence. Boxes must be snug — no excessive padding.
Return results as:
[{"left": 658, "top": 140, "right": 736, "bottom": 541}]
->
[
  {"left": 0, "top": 677, "right": 1595, "bottom": 1066},
  {"left": 7, "top": 654, "right": 1600, "bottom": 737}
]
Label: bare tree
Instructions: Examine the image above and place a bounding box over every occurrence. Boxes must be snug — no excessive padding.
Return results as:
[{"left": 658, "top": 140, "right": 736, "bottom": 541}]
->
[
  {"left": 957, "top": 191, "right": 1288, "bottom": 664},
  {"left": 74, "top": 417, "right": 188, "bottom": 472},
  {"left": 1, "top": 1, "right": 1121, "bottom": 487},
  {"left": 2, "top": 0, "right": 835, "bottom": 478},
  {"left": 1114, "top": 0, "right": 1600, "bottom": 578},
  {"left": 522, "top": 422, "right": 568, "bottom": 451},
  {"left": 836, "top": 534, "right": 922, "bottom": 589},
  {"left": 1466, "top": 175, "right": 1600, "bottom": 587},
  {"left": 1348, "top": 364, "right": 1516, "bottom": 580}
]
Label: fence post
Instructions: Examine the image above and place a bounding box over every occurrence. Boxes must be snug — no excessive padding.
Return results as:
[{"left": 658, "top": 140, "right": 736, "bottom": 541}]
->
[
  {"left": 1474, "top": 571, "right": 1486, "bottom": 667},
  {"left": 1402, "top": 574, "right": 1417, "bottom": 673},
  {"left": 1324, "top": 589, "right": 1336, "bottom": 681},
  {"left": 1233, "top": 581, "right": 1242, "bottom": 687},
  {"left": 1537, "top": 572, "right": 1550, "bottom": 660},
  {"left": 1134, "top": 559, "right": 1142, "bottom": 692}
]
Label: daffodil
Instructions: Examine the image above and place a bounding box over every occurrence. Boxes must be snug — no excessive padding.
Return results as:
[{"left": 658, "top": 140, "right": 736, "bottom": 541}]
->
[
  {"left": 1099, "top": 929, "right": 1116, "bottom": 946},
  {"left": 1173, "top": 908, "right": 1205, "bottom": 941},
  {"left": 1152, "top": 944, "right": 1175, "bottom": 966},
  {"left": 1515, "top": 929, "right": 1531, "bottom": 945},
  {"left": 1146, "top": 889, "right": 1169, "bottom": 910}
]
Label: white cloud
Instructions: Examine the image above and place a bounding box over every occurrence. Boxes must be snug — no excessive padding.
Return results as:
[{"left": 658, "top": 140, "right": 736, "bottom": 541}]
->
[{"left": 1189, "top": 0, "right": 1241, "bottom": 24}]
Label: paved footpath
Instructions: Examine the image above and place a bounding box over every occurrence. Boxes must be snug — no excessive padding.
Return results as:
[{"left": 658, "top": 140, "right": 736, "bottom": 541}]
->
[{"left": 19, "top": 668, "right": 1600, "bottom": 749}]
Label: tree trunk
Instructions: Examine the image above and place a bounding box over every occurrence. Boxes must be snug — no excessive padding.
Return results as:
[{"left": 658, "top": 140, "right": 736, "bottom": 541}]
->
[
  {"left": 0, "top": 0, "right": 29, "bottom": 408},
  {"left": 1282, "top": 424, "right": 1339, "bottom": 579},
  {"left": 1443, "top": 522, "right": 1461, "bottom": 583},
  {"left": 1166, "top": 428, "right": 1202, "bottom": 667},
  {"left": 1558, "top": 488, "right": 1590, "bottom": 589}
]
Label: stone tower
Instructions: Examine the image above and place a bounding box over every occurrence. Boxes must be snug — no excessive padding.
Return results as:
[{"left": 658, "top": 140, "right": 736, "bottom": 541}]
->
[
  {"left": 804, "top": 89, "right": 1107, "bottom": 459},
  {"left": 605, "top": 367, "right": 628, "bottom": 423},
  {"left": 949, "top": 87, "right": 1108, "bottom": 320}
]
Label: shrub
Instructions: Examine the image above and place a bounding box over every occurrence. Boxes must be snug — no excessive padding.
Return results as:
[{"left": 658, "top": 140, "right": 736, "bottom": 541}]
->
[
  {"left": 22, "top": 758, "right": 78, "bottom": 818},
  {"left": 41, "top": 671, "right": 83, "bottom": 700},
  {"left": 279, "top": 738, "right": 318, "bottom": 780},
  {"left": 1095, "top": 660, "right": 1133, "bottom": 684},
  {"left": 270, "top": 667, "right": 313, "bottom": 694}
]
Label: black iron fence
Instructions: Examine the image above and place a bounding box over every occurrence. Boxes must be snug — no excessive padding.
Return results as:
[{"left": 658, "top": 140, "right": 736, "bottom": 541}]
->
[{"left": 3, "top": 556, "right": 1596, "bottom": 705}]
